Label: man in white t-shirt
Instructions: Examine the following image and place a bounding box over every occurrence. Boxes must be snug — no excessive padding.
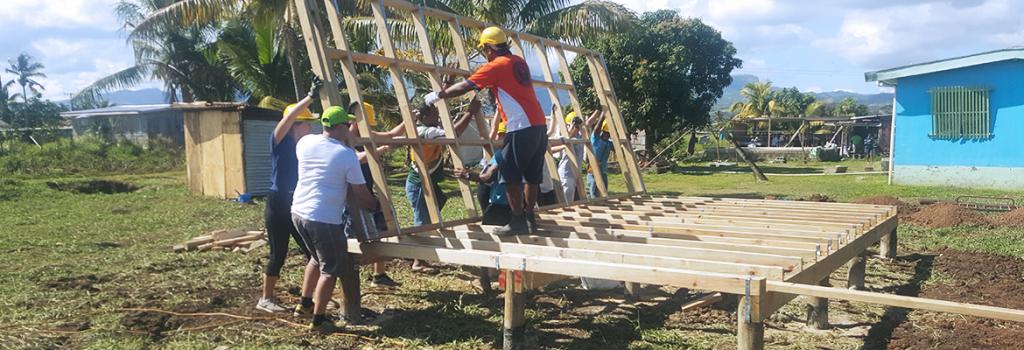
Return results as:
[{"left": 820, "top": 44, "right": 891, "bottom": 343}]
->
[{"left": 291, "top": 105, "right": 379, "bottom": 332}]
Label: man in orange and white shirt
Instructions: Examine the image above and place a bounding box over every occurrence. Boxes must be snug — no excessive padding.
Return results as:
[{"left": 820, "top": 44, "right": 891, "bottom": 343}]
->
[{"left": 424, "top": 26, "right": 546, "bottom": 235}]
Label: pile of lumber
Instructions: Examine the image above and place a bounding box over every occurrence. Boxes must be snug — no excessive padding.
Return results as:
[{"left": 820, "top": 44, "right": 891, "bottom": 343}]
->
[{"left": 174, "top": 229, "right": 266, "bottom": 253}]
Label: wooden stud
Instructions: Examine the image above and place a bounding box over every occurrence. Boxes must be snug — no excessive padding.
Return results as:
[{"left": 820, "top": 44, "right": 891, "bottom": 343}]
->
[
  {"left": 553, "top": 44, "right": 608, "bottom": 198},
  {"left": 307, "top": 0, "right": 400, "bottom": 234},
  {"left": 369, "top": 0, "right": 444, "bottom": 225},
  {"left": 410, "top": 6, "right": 478, "bottom": 216}
]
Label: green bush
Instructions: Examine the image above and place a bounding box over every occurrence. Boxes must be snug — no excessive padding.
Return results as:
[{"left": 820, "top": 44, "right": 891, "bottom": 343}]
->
[{"left": 0, "top": 136, "right": 183, "bottom": 177}]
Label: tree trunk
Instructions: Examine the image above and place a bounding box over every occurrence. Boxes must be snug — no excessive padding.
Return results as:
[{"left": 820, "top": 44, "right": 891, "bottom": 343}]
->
[
  {"left": 686, "top": 130, "right": 698, "bottom": 155},
  {"left": 284, "top": 20, "right": 304, "bottom": 101},
  {"left": 730, "top": 137, "right": 768, "bottom": 182},
  {"left": 644, "top": 128, "right": 657, "bottom": 155}
]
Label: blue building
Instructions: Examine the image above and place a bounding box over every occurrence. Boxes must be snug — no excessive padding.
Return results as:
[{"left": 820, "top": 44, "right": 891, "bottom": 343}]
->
[{"left": 866, "top": 48, "right": 1024, "bottom": 189}]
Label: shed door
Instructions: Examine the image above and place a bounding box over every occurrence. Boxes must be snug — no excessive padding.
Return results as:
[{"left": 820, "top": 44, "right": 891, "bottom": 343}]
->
[{"left": 243, "top": 120, "right": 277, "bottom": 196}]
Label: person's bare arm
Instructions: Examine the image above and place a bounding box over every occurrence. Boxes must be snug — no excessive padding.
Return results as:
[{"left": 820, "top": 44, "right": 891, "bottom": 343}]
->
[
  {"left": 348, "top": 184, "right": 379, "bottom": 210},
  {"left": 550, "top": 145, "right": 568, "bottom": 153},
  {"left": 591, "top": 111, "right": 607, "bottom": 138},
  {"left": 273, "top": 76, "right": 323, "bottom": 144},
  {"left": 370, "top": 122, "right": 406, "bottom": 138},
  {"left": 584, "top": 109, "right": 603, "bottom": 128},
  {"left": 438, "top": 81, "right": 476, "bottom": 100},
  {"left": 272, "top": 95, "right": 313, "bottom": 145},
  {"left": 357, "top": 145, "right": 390, "bottom": 164},
  {"left": 453, "top": 98, "right": 481, "bottom": 136}
]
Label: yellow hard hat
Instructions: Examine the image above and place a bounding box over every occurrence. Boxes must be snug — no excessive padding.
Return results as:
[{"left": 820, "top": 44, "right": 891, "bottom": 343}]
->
[
  {"left": 497, "top": 121, "right": 507, "bottom": 134},
  {"left": 601, "top": 120, "right": 609, "bottom": 133},
  {"left": 564, "top": 111, "right": 577, "bottom": 126},
  {"left": 361, "top": 102, "right": 377, "bottom": 127},
  {"left": 284, "top": 103, "right": 315, "bottom": 121},
  {"left": 478, "top": 26, "right": 508, "bottom": 48}
]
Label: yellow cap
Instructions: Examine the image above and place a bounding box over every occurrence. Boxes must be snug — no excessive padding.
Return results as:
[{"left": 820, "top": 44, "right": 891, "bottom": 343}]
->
[
  {"left": 601, "top": 120, "right": 609, "bottom": 132},
  {"left": 564, "top": 111, "right": 577, "bottom": 126},
  {"left": 478, "top": 26, "right": 508, "bottom": 48},
  {"left": 497, "top": 121, "right": 507, "bottom": 134},
  {"left": 361, "top": 102, "right": 377, "bottom": 127},
  {"left": 285, "top": 103, "right": 316, "bottom": 121}
]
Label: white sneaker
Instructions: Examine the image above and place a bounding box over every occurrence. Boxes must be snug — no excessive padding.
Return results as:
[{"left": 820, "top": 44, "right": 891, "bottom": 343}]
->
[{"left": 256, "top": 298, "right": 287, "bottom": 313}]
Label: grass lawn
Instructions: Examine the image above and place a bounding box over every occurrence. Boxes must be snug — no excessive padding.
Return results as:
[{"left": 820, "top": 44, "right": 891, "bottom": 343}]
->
[{"left": 3, "top": 163, "right": 1024, "bottom": 349}]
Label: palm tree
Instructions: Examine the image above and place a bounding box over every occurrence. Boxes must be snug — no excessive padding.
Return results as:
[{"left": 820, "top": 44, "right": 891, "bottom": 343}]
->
[
  {"left": 5, "top": 53, "right": 47, "bottom": 101},
  {"left": 729, "top": 81, "right": 776, "bottom": 119},
  {"left": 74, "top": 0, "right": 236, "bottom": 104},
  {"left": 127, "top": 0, "right": 633, "bottom": 97},
  {"left": 217, "top": 16, "right": 297, "bottom": 107}
]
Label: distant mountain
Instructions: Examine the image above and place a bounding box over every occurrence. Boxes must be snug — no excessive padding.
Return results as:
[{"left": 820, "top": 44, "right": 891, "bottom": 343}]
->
[{"left": 713, "top": 74, "right": 892, "bottom": 111}]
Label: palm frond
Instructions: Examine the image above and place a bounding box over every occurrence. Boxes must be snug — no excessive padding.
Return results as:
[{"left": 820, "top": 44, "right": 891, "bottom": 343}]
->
[
  {"left": 73, "top": 65, "right": 150, "bottom": 101},
  {"left": 128, "top": 0, "right": 236, "bottom": 41},
  {"left": 524, "top": 0, "right": 636, "bottom": 45}
]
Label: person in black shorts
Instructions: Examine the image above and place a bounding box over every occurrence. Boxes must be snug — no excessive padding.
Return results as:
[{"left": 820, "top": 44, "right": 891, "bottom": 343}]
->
[{"left": 257, "top": 78, "right": 321, "bottom": 313}]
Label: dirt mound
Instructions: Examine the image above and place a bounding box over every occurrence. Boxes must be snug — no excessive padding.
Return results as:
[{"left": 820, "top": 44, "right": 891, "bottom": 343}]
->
[
  {"left": 907, "top": 202, "right": 989, "bottom": 228},
  {"left": 991, "top": 207, "right": 1024, "bottom": 228},
  {"left": 799, "top": 193, "right": 835, "bottom": 202},
  {"left": 888, "top": 249, "right": 1024, "bottom": 349},
  {"left": 120, "top": 311, "right": 182, "bottom": 338},
  {"left": 42, "top": 274, "right": 106, "bottom": 292},
  {"left": 852, "top": 196, "right": 919, "bottom": 218}
]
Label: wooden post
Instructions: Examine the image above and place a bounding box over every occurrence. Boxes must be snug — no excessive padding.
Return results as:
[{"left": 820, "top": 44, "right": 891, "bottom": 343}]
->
[
  {"left": 503, "top": 270, "right": 526, "bottom": 350},
  {"left": 624, "top": 282, "right": 641, "bottom": 302},
  {"left": 846, "top": 253, "right": 866, "bottom": 290},
  {"left": 804, "top": 279, "right": 829, "bottom": 329},
  {"left": 737, "top": 278, "right": 766, "bottom": 350},
  {"left": 338, "top": 256, "right": 362, "bottom": 322},
  {"left": 879, "top": 228, "right": 897, "bottom": 258},
  {"left": 478, "top": 267, "right": 493, "bottom": 295}
]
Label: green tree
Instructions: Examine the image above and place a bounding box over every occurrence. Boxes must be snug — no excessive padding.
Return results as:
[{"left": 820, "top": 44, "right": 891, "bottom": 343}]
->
[
  {"left": 74, "top": 0, "right": 237, "bottom": 104},
  {"left": 5, "top": 53, "right": 47, "bottom": 102},
  {"left": 7, "top": 99, "right": 66, "bottom": 129},
  {"left": 771, "top": 87, "right": 819, "bottom": 117},
  {"left": 571, "top": 10, "right": 741, "bottom": 152},
  {"left": 832, "top": 97, "right": 869, "bottom": 117},
  {"left": 729, "top": 81, "right": 775, "bottom": 119},
  {"left": 0, "top": 73, "right": 11, "bottom": 121}
]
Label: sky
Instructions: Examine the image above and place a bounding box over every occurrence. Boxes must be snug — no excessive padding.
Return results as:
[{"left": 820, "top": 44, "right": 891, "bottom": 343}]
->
[{"left": 2, "top": 0, "right": 1023, "bottom": 100}]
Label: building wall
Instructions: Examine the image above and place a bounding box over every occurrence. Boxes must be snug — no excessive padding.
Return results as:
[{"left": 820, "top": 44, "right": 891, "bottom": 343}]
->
[
  {"left": 893, "top": 59, "right": 1024, "bottom": 189},
  {"left": 71, "top": 110, "right": 184, "bottom": 146}
]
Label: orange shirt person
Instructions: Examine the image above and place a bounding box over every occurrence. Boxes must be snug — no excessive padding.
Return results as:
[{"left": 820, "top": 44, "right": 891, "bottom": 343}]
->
[{"left": 422, "top": 27, "right": 546, "bottom": 236}]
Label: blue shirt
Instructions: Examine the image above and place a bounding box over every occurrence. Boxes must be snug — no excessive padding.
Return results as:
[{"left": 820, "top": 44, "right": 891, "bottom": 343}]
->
[
  {"left": 269, "top": 133, "right": 298, "bottom": 193},
  {"left": 591, "top": 133, "right": 613, "bottom": 174},
  {"left": 488, "top": 150, "right": 508, "bottom": 205}
]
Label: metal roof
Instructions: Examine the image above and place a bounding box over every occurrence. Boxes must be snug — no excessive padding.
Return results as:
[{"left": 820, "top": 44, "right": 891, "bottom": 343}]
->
[
  {"left": 60, "top": 104, "right": 173, "bottom": 119},
  {"left": 865, "top": 47, "right": 1024, "bottom": 86}
]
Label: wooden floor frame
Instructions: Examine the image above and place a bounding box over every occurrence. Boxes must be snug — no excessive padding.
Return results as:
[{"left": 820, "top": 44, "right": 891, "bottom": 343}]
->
[{"left": 344, "top": 195, "right": 1024, "bottom": 349}]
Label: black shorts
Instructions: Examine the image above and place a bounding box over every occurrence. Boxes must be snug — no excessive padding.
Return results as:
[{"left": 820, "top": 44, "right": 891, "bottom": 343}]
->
[{"left": 501, "top": 125, "right": 548, "bottom": 185}]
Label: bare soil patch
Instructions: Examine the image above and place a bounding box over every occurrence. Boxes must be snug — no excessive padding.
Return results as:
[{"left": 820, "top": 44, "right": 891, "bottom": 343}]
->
[
  {"left": 42, "top": 274, "right": 107, "bottom": 292},
  {"left": 907, "top": 203, "right": 990, "bottom": 228},
  {"left": 991, "top": 207, "right": 1024, "bottom": 228},
  {"left": 888, "top": 249, "right": 1024, "bottom": 349},
  {"left": 46, "top": 180, "right": 138, "bottom": 194},
  {"left": 799, "top": 193, "right": 835, "bottom": 202}
]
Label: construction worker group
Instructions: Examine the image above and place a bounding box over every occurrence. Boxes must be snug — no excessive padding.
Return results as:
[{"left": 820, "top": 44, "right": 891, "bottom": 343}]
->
[{"left": 256, "top": 27, "right": 614, "bottom": 331}]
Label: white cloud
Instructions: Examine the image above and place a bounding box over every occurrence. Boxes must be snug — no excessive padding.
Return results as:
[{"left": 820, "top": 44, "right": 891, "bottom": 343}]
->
[
  {"left": 0, "top": 0, "right": 119, "bottom": 30},
  {"left": 814, "top": 0, "right": 1023, "bottom": 68}
]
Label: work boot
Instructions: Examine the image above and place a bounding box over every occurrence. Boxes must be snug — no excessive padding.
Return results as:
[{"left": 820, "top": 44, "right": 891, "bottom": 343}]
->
[
  {"left": 494, "top": 213, "right": 529, "bottom": 236},
  {"left": 309, "top": 319, "right": 344, "bottom": 333},
  {"left": 293, "top": 303, "right": 314, "bottom": 318},
  {"left": 525, "top": 211, "right": 538, "bottom": 233}
]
